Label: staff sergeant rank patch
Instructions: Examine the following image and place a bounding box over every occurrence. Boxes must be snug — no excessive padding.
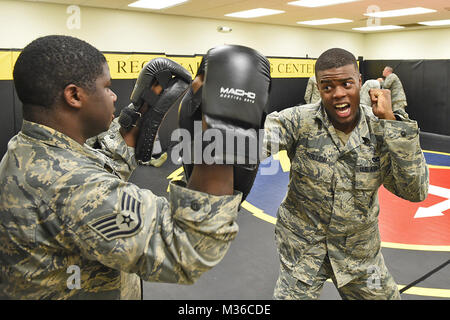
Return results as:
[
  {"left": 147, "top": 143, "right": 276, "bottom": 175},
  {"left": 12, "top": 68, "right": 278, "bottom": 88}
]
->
[{"left": 89, "top": 192, "right": 142, "bottom": 241}]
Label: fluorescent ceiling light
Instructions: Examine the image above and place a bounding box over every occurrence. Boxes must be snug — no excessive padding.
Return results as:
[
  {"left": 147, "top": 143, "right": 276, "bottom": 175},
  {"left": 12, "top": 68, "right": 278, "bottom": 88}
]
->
[
  {"left": 364, "top": 7, "right": 436, "bottom": 18},
  {"left": 128, "top": 0, "right": 188, "bottom": 10},
  {"left": 418, "top": 19, "right": 450, "bottom": 26},
  {"left": 288, "top": 0, "right": 360, "bottom": 8},
  {"left": 352, "top": 25, "right": 405, "bottom": 32},
  {"left": 225, "top": 8, "right": 284, "bottom": 18},
  {"left": 297, "top": 18, "right": 353, "bottom": 25}
]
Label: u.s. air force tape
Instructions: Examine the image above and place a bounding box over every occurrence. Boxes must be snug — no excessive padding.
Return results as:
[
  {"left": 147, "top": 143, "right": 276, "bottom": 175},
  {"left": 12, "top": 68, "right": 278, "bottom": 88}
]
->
[{"left": 88, "top": 192, "right": 143, "bottom": 241}]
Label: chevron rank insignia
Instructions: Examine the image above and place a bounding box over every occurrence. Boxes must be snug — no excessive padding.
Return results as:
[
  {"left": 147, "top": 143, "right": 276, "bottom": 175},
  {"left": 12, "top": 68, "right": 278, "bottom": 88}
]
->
[{"left": 89, "top": 192, "right": 143, "bottom": 241}]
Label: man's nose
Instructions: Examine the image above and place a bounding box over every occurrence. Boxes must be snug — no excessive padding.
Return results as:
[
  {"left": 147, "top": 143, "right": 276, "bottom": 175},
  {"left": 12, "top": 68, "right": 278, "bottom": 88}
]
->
[{"left": 333, "top": 85, "right": 346, "bottom": 99}]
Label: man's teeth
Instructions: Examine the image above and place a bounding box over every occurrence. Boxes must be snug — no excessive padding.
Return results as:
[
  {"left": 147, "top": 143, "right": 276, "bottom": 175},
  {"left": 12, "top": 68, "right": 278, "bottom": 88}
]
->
[{"left": 335, "top": 104, "right": 348, "bottom": 109}]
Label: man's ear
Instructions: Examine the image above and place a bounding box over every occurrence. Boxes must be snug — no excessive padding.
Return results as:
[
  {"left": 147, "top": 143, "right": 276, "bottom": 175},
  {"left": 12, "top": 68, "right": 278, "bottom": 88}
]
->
[{"left": 63, "top": 84, "right": 83, "bottom": 109}]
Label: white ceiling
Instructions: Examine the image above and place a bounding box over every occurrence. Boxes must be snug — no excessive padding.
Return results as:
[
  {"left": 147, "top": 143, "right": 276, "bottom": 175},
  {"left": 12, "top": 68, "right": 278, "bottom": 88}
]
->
[{"left": 22, "top": 0, "right": 450, "bottom": 33}]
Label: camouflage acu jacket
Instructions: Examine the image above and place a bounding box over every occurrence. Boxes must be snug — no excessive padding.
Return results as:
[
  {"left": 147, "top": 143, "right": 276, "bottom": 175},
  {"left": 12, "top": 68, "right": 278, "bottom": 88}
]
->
[
  {"left": 304, "top": 76, "right": 321, "bottom": 104},
  {"left": 380, "top": 73, "right": 407, "bottom": 111},
  {"left": 0, "top": 120, "right": 241, "bottom": 299},
  {"left": 263, "top": 103, "right": 428, "bottom": 287},
  {"left": 360, "top": 79, "right": 380, "bottom": 108}
]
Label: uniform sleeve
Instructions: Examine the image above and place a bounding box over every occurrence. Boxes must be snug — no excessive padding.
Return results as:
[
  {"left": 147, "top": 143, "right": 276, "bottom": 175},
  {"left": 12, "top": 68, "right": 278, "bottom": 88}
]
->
[
  {"left": 381, "top": 74, "right": 395, "bottom": 90},
  {"left": 304, "top": 78, "right": 313, "bottom": 104},
  {"left": 359, "top": 84, "right": 370, "bottom": 107},
  {"left": 86, "top": 118, "right": 137, "bottom": 181},
  {"left": 379, "top": 113, "right": 429, "bottom": 202},
  {"left": 50, "top": 170, "right": 241, "bottom": 285},
  {"left": 263, "top": 108, "right": 299, "bottom": 159},
  {"left": 312, "top": 85, "right": 321, "bottom": 104},
  {"left": 385, "top": 74, "right": 407, "bottom": 112}
]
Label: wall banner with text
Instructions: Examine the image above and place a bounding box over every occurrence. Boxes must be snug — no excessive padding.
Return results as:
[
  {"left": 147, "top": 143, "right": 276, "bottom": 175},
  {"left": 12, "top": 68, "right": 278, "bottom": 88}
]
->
[{"left": 0, "top": 50, "right": 316, "bottom": 80}]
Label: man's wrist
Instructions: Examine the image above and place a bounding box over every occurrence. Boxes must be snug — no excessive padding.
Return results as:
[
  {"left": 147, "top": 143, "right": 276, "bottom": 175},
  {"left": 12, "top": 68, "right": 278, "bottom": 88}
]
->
[
  {"left": 187, "top": 164, "right": 234, "bottom": 196},
  {"left": 379, "top": 111, "right": 396, "bottom": 121},
  {"left": 119, "top": 127, "right": 138, "bottom": 147}
]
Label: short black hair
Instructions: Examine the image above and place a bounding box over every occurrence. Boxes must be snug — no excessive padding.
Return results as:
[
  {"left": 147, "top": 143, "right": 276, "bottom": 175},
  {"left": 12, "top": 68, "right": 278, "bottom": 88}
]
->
[
  {"left": 13, "top": 35, "right": 106, "bottom": 108},
  {"left": 315, "top": 48, "right": 358, "bottom": 75}
]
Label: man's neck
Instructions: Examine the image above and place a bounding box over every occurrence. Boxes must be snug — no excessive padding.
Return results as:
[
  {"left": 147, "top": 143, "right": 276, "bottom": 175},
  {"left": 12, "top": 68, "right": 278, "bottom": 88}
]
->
[{"left": 24, "top": 104, "right": 86, "bottom": 145}]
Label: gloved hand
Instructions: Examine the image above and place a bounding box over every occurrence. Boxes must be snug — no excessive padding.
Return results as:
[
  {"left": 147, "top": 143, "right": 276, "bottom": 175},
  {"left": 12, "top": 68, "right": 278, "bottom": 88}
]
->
[
  {"left": 177, "top": 45, "right": 271, "bottom": 200},
  {"left": 119, "top": 57, "right": 192, "bottom": 163}
]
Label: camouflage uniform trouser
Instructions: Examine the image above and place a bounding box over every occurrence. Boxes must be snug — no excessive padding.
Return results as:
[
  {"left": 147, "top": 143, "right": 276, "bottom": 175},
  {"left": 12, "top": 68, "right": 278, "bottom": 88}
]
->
[{"left": 273, "top": 255, "right": 401, "bottom": 300}]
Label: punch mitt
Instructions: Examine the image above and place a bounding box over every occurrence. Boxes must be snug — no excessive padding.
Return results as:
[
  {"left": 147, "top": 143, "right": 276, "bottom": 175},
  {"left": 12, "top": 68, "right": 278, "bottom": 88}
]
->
[
  {"left": 177, "top": 45, "right": 271, "bottom": 200},
  {"left": 202, "top": 44, "right": 271, "bottom": 166},
  {"left": 119, "top": 57, "right": 192, "bottom": 163}
]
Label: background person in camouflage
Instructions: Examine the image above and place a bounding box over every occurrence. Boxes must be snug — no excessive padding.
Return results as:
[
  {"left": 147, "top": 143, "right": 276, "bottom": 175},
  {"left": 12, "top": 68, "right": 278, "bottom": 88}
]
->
[
  {"left": 360, "top": 79, "right": 380, "bottom": 109},
  {"left": 304, "top": 75, "right": 321, "bottom": 104},
  {"left": 263, "top": 48, "right": 428, "bottom": 300},
  {"left": 0, "top": 35, "right": 240, "bottom": 299},
  {"left": 377, "top": 66, "right": 407, "bottom": 112}
]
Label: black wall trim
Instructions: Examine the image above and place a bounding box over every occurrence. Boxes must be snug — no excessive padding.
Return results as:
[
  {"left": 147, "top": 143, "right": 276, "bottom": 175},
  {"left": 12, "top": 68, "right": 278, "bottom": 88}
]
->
[
  {"left": 2, "top": 58, "right": 449, "bottom": 157},
  {"left": 364, "top": 59, "right": 450, "bottom": 136}
]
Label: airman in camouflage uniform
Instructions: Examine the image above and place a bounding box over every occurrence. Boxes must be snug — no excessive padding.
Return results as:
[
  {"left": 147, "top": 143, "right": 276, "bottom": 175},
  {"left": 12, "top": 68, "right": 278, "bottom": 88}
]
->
[
  {"left": 304, "top": 75, "right": 321, "bottom": 104},
  {"left": 378, "top": 66, "right": 407, "bottom": 112},
  {"left": 264, "top": 48, "right": 428, "bottom": 300},
  {"left": 0, "top": 35, "right": 240, "bottom": 299}
]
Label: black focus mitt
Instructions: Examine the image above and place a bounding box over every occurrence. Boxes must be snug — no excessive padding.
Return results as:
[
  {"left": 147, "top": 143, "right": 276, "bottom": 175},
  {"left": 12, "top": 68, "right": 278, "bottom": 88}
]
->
[{"left": 119, "top": 57, "right": 192, "bottom": 163}]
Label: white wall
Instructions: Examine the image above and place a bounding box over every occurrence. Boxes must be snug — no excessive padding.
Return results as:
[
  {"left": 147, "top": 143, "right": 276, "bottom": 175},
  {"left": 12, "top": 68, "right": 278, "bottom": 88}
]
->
[
  {"left": 0, "top": 0, "right": 364, "bottom": 58},
  {"left": 364, "top": 28, "right": 450, "bottom": 60},
  {"left": 1, "top": 0, "right": 449, "bottom": 59}
]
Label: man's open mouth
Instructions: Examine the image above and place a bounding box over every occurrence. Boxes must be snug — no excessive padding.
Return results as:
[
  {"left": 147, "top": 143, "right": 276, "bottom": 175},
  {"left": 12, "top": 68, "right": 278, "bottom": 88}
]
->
[{"left": 335, "top": 103, "right": 351, "bottom": 117}]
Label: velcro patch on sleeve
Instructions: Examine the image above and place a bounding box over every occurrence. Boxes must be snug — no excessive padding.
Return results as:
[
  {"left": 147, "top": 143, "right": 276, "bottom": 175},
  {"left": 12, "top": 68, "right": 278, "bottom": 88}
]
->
[{"left": 88, "top": 192, "right": 143, "bottom": 241}]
